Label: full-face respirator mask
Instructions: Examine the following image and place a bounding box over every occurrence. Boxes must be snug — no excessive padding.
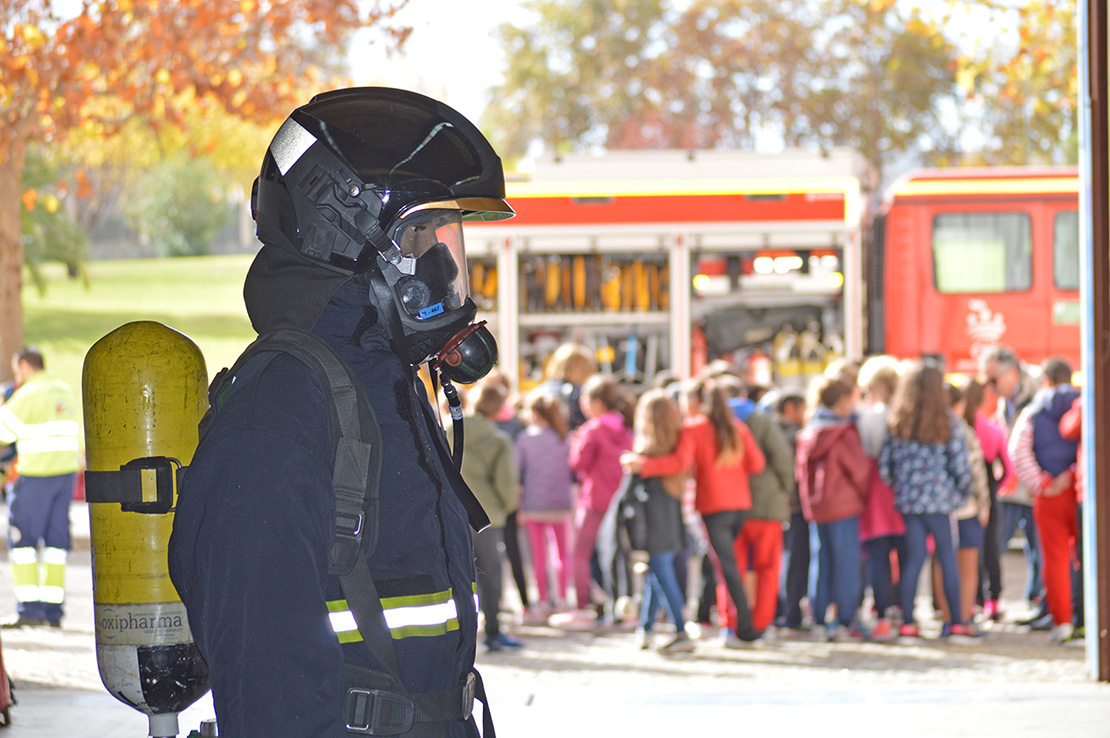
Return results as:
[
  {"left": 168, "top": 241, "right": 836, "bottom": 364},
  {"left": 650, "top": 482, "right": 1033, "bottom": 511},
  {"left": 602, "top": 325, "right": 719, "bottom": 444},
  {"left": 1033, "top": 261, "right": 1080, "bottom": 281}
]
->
[{"left": 251, "top": 87, "right": 514, "bottom": 385}]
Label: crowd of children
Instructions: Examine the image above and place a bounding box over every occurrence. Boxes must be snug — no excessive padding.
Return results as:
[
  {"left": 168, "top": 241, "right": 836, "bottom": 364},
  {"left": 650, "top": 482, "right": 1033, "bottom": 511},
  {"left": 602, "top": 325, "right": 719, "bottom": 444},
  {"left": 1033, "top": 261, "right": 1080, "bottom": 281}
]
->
[{"left": 453, "top": 342, "right": 1086, "bottom": 654}]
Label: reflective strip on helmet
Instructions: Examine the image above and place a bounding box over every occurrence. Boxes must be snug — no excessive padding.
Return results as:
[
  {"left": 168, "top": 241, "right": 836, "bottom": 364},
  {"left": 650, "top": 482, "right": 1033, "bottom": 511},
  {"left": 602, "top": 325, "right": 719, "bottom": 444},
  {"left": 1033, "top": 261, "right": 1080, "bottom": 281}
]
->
[
  {"left": 271, "top": 118, "right": 318, "bottom": 176},
  {"left": 400, "top": 197, "right": 515, "bottom": 222},
  {"left": 327, "top": 588, "right": 461, "bottom": 642}
]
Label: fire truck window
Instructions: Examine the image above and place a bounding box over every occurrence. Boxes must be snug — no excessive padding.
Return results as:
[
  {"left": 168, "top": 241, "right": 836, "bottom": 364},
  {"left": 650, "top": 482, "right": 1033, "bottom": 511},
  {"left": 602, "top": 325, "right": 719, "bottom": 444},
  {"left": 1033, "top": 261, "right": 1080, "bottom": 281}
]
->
[
  {"left": 932, "top": 212, "right": 1032, "bottom": 293},
  {"left": 1053, "top": 211, "right": 1080, "bottom": 291}
]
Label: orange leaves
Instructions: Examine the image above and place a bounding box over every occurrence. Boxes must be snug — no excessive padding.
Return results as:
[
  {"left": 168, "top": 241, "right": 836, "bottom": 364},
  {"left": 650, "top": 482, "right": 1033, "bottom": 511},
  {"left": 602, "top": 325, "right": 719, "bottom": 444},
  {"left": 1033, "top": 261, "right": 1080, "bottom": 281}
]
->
[
  {"left": 21, "top": 188, "right": 37, "bottom": 212},
  {"left": 3, "top": 0, "right": 413, "bottom": 173},
  {"left": 76, "top": 169, "right": 93, "bottom": 199}
]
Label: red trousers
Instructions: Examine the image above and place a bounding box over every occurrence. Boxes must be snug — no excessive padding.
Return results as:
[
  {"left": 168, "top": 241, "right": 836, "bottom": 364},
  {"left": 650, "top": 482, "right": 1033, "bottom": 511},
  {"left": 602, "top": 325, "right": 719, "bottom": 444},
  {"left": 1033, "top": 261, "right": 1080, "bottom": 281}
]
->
[
  {"left": 729, "top": 519, "right": 784, "bottom": 633},
  {"left": 1033, "top": 486, "right": 1079, "bottom": 627}
]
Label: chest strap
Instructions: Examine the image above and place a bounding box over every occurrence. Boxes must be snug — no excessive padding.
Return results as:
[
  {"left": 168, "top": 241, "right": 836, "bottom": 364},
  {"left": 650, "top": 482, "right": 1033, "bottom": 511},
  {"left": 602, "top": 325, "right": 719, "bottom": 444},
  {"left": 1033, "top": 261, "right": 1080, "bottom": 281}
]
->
[{"left": 343, "top": 666, "right": 492, "bottom": 737}]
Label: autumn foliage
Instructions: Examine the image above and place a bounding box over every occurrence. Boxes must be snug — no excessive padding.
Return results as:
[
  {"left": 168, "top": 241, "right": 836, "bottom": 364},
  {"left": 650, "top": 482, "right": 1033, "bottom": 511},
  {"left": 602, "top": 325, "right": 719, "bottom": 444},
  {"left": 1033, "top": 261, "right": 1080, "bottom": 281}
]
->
[{"left": 0, "top": 0, "right": 410, "bottom": 379}]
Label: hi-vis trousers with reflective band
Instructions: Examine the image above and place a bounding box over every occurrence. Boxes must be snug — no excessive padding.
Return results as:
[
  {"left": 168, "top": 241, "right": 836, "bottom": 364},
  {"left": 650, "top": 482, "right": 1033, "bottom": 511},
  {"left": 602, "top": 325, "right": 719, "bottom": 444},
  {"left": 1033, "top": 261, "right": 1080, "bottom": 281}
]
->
[
  {"left": 8, "top": 473, "right": 76, "bottom": 623},
  {"left": 328, "top": 584, "right": 479, "bottom": 643},
  {"left": 11, "top": 546, "right": 66, "bottom": 616}
]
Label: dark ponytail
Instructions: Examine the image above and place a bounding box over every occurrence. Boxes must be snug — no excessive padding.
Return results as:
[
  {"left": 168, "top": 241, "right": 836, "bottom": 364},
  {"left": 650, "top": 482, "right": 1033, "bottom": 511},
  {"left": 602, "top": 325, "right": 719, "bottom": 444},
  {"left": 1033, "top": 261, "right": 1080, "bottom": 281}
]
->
[
  {"left": 583, "top": 374, "right": 634, "bottom": 428},
  {"left": 684, "top": 379, "right": 741, "bottom": 466}
]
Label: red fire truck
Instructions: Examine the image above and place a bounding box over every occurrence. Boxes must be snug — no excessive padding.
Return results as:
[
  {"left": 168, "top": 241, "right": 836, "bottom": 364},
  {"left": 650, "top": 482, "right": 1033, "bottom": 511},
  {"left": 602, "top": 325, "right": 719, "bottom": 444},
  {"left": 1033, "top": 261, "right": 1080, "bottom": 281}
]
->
[
  {"left": 870, "top": 166, "right": 1081, "bottom": 374},
  {"left": 463, "top": 151, "right": 1080, "bottom": 388}
]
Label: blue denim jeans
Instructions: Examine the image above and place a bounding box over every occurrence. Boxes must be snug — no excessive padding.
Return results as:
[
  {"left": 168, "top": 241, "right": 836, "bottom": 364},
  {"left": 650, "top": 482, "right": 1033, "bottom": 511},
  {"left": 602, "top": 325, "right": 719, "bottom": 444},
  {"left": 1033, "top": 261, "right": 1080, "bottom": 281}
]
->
[
  {"left": 814, "top": 516, "right": 862, "bottom": 628},
  {"left": 998, "top": 501, "right": 1043, "bottom": 603},
  {"left": 864, "top": 534, "right": 905, "bottom": 616},
  {"left": 900, "top": 512, "right": 962, "bottom": 625},
  {"left": 640, "top": 551, "right": 687, "bottom": 632},
  {"left": 779, "top": 511, "right": 811, "bottom": 628}
]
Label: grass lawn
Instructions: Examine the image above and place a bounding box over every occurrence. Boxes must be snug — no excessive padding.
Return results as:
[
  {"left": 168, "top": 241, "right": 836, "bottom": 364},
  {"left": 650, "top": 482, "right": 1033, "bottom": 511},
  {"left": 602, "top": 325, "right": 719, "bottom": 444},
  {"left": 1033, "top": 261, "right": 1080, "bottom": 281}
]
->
[{"left": 21, "top": 254, "right": 258, "bottom": 409}]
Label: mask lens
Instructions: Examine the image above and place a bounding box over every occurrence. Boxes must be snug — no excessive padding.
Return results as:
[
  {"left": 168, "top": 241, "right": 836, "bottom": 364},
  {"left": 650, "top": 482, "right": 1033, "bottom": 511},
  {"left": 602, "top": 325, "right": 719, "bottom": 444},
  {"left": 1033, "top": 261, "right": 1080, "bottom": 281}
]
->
[{"left": 392, "top": 210, "right": 470, "bottom": 319}]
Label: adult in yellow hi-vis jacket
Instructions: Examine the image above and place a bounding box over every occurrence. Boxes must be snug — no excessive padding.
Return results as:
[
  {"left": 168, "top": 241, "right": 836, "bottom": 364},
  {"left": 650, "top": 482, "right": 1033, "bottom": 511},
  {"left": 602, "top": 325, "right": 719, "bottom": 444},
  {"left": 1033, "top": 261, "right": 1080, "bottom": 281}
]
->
[{"left": 0, "top": 347, "right": 81, "bottom": 628}]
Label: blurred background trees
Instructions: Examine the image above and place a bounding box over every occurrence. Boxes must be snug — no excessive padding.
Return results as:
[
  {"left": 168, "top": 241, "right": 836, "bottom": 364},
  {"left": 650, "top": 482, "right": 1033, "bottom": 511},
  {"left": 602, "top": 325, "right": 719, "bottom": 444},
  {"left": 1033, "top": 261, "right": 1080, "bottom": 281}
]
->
[
  {"left": 484, "top": 0, "right": 1077, "bottom": 179},
  {"left": 1, "top": 0, "right": 411, "bottom": 379},
  {"left": 3, "top": 0, "right": 1079, "bottom": 381}
]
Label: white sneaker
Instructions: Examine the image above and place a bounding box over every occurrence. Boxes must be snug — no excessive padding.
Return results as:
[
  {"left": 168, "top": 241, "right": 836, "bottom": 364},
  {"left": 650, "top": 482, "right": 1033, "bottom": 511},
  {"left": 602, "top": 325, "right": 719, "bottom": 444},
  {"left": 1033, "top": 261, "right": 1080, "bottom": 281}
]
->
[
  {"left": 1050, "top": 622, "right": 1075, "bottom": 644},
  {"left": 635, "top": 628, "right": 653, "bottom": 650}
]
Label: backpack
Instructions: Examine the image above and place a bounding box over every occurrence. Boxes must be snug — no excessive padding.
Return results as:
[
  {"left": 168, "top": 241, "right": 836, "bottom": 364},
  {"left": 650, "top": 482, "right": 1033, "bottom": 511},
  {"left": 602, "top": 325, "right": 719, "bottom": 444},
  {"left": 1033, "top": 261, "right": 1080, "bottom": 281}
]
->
[{"left": 615, "top": 473, "right": 650, "bottom": 552}]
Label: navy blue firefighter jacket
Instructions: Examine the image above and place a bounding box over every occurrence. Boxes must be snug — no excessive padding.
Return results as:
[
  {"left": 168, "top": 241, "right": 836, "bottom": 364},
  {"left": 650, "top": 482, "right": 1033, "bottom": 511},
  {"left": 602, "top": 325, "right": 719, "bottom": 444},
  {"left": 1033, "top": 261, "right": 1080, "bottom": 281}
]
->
[{"left": 168, "top": 279, "right": 481, "bottom": 738}]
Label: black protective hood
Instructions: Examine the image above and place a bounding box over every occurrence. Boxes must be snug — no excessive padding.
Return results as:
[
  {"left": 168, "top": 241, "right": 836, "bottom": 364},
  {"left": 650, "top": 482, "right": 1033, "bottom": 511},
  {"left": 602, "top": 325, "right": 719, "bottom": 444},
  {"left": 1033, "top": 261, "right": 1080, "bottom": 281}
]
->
[{"left": 243, "top": 244, "right": 354, "bottom": 334}]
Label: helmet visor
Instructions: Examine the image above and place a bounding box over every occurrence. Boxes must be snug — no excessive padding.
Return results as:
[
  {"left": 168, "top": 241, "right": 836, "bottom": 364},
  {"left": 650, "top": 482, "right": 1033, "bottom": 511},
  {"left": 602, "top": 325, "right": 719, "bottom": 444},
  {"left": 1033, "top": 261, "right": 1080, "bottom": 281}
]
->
[{"left": 391, "top": 210, "right": 470, "bottom": 320}]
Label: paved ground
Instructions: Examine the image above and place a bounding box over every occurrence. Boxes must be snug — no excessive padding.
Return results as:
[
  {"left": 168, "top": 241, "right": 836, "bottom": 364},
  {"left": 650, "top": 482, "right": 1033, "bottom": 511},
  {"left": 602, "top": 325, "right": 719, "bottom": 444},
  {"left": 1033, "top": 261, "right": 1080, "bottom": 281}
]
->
[{"left": 0, "top": 502, "right": 1107, "bottom": 737}]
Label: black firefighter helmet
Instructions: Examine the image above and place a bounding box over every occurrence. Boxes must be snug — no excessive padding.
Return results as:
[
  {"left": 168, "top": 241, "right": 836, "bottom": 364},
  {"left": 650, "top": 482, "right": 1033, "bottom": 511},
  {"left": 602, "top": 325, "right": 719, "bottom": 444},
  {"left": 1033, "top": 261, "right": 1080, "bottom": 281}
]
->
[{"left": 251, "top": 87, "right": 513, "bottom": 382}]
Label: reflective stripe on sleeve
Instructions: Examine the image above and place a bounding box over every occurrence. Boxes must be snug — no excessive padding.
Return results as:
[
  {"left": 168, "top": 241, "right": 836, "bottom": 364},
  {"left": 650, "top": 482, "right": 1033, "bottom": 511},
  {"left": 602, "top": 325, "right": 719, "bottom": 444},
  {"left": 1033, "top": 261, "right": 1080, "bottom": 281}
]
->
[
  {"left": 0, "top": 406, "right": 20, "bottom": 444},
  {"left": 327, "top": 588, "right": 461, "bottom": 642}
]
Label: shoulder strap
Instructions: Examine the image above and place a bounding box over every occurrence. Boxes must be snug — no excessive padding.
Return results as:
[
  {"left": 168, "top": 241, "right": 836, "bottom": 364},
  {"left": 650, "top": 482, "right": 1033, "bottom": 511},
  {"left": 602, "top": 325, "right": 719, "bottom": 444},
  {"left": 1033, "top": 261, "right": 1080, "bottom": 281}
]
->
[
  {"left": 206, "top": 328, "right": 382, "bottom": 575},
  {"left": 206, "top": 329, "right": 404, "bottom": 680}
]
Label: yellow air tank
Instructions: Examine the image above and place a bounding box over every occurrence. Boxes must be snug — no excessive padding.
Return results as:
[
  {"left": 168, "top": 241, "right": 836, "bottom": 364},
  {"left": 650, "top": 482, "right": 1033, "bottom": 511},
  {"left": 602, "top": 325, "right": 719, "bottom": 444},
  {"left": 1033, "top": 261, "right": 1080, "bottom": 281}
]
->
[{"left": 82, "top": 321, "right": 210, "bottom": 738}]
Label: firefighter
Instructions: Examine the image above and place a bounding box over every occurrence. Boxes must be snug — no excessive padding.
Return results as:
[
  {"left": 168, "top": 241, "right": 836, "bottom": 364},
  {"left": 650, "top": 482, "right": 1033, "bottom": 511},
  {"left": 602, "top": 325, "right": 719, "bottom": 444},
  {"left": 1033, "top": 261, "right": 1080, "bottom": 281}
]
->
[
  {"left": 167, "top": 87, "right": 514, "bottom": 737},
  {"left": 0, "top": 347, "right": 82, "bottom": 629}
]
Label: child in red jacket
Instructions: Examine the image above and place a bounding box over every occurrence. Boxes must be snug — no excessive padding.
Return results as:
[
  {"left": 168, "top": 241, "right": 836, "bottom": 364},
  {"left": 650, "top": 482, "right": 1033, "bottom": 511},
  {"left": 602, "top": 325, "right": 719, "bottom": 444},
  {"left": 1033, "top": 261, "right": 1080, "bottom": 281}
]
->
[
  {"left": 795, "top": 375, "right": 871, "bottom": 641},
  {"left": 624, "top": 379, "right": 766, "bottom": 641}
]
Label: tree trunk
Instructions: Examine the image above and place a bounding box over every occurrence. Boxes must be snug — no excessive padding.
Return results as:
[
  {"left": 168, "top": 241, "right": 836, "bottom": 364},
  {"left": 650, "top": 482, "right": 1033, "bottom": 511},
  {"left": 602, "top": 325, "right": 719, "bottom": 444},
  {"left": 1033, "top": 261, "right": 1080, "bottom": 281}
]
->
[{"left": 0, "top": 138, "right": 27, "bottom": 385}]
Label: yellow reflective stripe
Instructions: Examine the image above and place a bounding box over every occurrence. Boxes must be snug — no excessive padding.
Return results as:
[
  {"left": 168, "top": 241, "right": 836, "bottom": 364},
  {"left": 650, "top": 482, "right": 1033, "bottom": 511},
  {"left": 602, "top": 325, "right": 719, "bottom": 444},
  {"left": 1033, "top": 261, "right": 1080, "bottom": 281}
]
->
[
  {"left": 894, "top": 176, "right": 1078, "bottom": 198},
  {"left": 379, "top": 588, "right": 453, "bottom": 609},
  {"left": 336, "top": 629, "right": 363, "bottom": 644},
  {"left": 389, "top": 621, "right": 460, "bottom": 639},
  {"left": 327, "top": 589, "right": 462, "bottom": 641}
]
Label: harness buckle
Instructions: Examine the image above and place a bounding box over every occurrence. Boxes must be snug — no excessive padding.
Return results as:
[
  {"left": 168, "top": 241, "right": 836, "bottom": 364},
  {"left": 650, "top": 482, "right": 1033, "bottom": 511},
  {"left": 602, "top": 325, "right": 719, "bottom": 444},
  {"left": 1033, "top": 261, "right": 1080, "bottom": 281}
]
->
[
  {"left": 345, "top": 687, "right": 414, "bottom": 735},
  {"left": 460, "top": 671, "right": 477, "bottom": 722},
  {"left": 336, "top": 511, "right": 365, "bottom": 540}
]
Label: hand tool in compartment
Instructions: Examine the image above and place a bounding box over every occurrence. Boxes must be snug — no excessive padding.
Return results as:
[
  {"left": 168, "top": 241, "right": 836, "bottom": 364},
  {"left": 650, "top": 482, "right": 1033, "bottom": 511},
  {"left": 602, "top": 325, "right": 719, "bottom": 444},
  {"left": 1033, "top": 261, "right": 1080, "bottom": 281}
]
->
[
  {"left": 620, "top": 260, "right": 635, "bottom": 312},
  {"left": 561, "top": 257, "right": 573, "bottom": 310},
  {"left": 601, "top": 258, "right": 621, "bottom": 312},
  {"left": 545, "top": 256, "right": 561, "bottom": 312},
  {"left": 633, "top": 260, "right": 649, "bottom": 312},
  {"left": 573, "top": 255, "right": 587, "bottom": 310}
]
